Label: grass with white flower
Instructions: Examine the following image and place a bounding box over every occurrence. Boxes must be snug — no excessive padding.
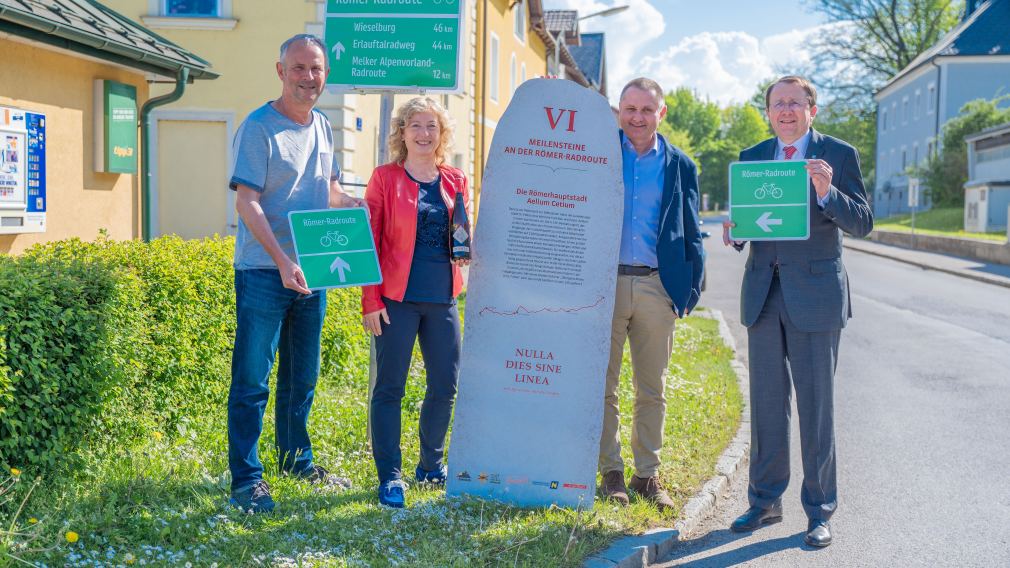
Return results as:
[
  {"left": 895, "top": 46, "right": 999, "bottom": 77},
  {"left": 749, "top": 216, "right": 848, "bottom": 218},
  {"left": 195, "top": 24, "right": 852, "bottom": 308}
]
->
[{"left": 1, "top": 310, "right": 740, "bottom": 567}]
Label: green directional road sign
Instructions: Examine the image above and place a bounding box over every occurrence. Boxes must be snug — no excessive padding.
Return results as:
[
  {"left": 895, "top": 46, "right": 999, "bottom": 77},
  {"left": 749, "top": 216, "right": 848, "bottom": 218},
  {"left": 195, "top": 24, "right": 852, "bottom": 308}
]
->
[
  {"left": 728, "top": 160, "right": 811, "bottom": 241},
  {"left": 288, "top": 208, "right": 382, "bottom": 290},
  {"left": 325, "top": 0, "right": 463, "bottom": 92}
]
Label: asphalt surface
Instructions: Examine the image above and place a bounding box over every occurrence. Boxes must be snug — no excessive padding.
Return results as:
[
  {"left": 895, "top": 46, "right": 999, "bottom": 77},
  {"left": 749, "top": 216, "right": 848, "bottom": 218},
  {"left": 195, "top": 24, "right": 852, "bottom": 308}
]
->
[{"left": 660, "top": 216, "right": 1010, "bottom": 567}]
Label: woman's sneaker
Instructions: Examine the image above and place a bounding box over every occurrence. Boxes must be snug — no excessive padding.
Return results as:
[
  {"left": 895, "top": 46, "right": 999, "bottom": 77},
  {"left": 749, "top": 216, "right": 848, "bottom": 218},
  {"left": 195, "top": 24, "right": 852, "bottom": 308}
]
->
[
  {"left": 378, "top": 479, "right": 406, "bottom": 508},
  {"left": 414, "top": 464, "right": 448, "bottom": 485},
  {"left": 229, "top": 480, "right": 275, "bottom": 514}
]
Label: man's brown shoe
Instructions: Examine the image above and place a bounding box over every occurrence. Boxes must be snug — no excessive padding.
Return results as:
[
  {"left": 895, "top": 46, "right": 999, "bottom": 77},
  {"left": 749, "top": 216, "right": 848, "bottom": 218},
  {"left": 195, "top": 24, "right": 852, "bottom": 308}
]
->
[
  {"left": 629, "top": 474, "right": 675, "bottom": 512},
  {"left": 600, "top": 470, "right": 630, "bottom": 505}
]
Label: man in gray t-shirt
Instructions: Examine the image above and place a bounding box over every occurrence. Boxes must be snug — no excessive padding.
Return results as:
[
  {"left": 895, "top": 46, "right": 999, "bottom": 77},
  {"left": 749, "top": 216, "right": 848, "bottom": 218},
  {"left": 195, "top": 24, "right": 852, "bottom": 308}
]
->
[
  {"left": 230, "top": 102, "right": 339, "bottom": 270},
  {"left": 226, "top": 34, "right": 363, "bottom": 514}
]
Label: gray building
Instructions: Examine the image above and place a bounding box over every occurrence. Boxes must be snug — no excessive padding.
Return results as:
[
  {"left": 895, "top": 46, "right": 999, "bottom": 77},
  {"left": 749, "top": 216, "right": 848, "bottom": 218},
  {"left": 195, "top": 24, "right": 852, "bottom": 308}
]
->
[
  {"left": 964, "top": 122, "right": 1010, "bottom": 232},
  {"left": 873, "top": 0, "right": 1010, "bottom": 218}
]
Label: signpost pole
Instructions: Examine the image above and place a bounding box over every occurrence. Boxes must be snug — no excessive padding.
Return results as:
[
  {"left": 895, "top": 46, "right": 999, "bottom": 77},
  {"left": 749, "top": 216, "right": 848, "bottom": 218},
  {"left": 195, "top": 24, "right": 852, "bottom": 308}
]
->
[
  {"left": 366, "top": 91, "right": 393, "bottom": 448},
  {"left": 911, "top": 201, "right": 917, "bottom": 243},
  {"left": 908, "top": 177, "right": 919, "bottom": 246},
  {"left": 376, "top": 92, "right": 394, "bottom": 165},
  {"left": 324, "top": 0, "right": 465, "bottom": 454}
]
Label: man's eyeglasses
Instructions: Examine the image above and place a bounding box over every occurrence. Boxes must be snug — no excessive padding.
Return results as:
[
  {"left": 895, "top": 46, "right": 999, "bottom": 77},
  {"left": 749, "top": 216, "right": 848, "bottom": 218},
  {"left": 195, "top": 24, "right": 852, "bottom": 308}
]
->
[{"left": 771, "top": 100, "right": 811, "bottom": 111}]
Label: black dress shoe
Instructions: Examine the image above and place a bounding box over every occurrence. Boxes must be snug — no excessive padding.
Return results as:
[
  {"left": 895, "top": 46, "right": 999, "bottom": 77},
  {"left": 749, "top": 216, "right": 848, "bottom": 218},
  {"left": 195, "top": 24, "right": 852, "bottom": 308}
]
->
[
  {"left": 804, "top": 520, "right": 832, "bottom": 547},
  {"left": 730, "top": 504, "right": 783, "bottom": 532}
]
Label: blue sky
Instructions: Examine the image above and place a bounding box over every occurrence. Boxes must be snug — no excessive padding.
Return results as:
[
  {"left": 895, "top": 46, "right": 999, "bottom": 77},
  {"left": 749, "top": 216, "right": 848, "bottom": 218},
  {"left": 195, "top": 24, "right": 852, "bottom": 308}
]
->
[{"left": 544, "top": 0, "right": 829, "bottom": 104}]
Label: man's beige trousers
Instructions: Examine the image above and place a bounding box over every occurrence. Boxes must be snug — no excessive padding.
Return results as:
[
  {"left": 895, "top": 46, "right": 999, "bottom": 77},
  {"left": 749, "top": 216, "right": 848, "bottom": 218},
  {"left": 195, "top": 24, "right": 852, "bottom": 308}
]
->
[{"left": 599, "top": 272, "right": 678, "bottom": 478}]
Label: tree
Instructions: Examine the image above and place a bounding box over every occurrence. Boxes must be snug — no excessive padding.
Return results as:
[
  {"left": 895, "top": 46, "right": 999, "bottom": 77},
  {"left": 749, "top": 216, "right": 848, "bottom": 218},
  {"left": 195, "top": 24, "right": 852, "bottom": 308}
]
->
[
  {"left": 724, "top": 104, "right": 770, "bottom": 146},
  {"left": 664, "top": 88, "right": 721, "bottom": 146},
  {"left": 808, "top": 0, "right": 963, "bottom": 108},
  {"left": 662, "top": 90, "right": 773, "bottom": 208},
  {"left": 657, "top": 124, "right": 697, "bottom": 168},
  {"left": 698, "top": 105, "right": 771, "bottom": 208},
  {"left": 815, "top": 106, "right": 878, "bottom": 187},
  {"left": 748, "top": 77, "right": 777, "bottom": 111},
  {"left": 919, "top": 97, "right": 1010, "bottom": 206}
]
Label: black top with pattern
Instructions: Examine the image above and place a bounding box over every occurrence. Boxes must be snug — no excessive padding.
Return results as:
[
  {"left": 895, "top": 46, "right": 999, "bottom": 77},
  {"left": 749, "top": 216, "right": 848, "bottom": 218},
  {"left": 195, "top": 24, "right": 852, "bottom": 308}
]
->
[{"left": 403, "top": 172, "right": 452, "bottom": 303}]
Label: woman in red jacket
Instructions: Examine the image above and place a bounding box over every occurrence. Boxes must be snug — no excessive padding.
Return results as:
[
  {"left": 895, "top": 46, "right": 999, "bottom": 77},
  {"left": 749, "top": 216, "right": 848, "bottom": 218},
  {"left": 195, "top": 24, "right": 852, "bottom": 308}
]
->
[{"left": 362, "top": 97, "right": 470, "bottom": 508}]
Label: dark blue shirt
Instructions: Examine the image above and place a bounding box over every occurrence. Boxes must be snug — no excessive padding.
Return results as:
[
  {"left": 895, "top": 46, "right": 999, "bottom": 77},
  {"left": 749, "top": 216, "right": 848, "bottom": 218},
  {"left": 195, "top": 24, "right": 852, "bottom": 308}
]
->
[{"left": 403, "top": 172, "right": 453, "bottom": 303}]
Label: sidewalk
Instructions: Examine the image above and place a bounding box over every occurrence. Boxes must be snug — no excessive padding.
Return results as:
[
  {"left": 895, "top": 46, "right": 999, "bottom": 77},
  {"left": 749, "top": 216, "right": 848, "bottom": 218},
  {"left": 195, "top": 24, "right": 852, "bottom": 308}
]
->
[
  {"left": 583, "top": 310, "right": 750, "bottom": 568},
  {"left": 843, "top": 237, "right": 1010, "bottom": 289}
]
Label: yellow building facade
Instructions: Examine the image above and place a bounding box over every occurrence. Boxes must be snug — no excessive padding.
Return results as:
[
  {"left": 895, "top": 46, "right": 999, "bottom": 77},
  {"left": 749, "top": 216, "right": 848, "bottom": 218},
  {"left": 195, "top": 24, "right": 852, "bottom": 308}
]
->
[
  {"left": 0, "top": 40, "right": 149, "bottom": 254},
  {"left": 102, "top": 0, "right": 322, "bottom": 240},
  {"left": 103, "top": 0, "right": 479, "bottom": 239},
  {"left": 3, "top": 0, "right": 567, "bottom": 251},
  {"left": 472, "top": 0, "right": 549, "bottom": 212},
  {"left": 0, "top": 2, "right": 213, "bottom": 255}
]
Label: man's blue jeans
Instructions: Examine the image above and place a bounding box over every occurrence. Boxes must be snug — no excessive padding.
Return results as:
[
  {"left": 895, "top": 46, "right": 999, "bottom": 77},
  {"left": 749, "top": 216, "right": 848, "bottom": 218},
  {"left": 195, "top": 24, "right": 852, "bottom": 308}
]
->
[{"left": 228, "top": 269, "right": 326, "bottom": 492}]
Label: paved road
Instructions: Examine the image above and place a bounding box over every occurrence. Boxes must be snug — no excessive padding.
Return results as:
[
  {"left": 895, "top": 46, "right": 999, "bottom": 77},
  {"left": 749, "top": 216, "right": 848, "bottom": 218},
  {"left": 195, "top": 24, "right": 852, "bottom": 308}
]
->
[{"left": 661, "top": 217, "right": 1010, "bottom": 567}]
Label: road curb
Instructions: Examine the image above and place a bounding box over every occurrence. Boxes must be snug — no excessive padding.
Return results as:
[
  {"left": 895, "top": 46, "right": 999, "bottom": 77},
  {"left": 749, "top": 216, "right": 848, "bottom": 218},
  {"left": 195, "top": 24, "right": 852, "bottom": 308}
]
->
[
  {"left": 582, "top": 309, "right": 751, "bottom": 567},
  {"left": 843, "top": 238, "right": 1010, "bottom": 290}
]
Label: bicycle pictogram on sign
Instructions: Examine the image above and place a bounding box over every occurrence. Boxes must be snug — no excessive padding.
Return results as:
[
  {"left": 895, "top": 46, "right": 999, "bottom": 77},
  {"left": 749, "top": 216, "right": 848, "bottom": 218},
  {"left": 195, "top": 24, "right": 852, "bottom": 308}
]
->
[
  {"left": 320, "top": 230, "right": 349, "bottom": 248},
  {"left": 754, "top": 183, "right": 784, "bottom": 200}
]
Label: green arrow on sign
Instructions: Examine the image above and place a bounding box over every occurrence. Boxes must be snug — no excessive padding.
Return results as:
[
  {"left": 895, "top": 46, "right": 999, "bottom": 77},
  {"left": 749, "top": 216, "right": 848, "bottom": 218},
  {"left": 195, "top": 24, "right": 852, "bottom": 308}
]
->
[
  {"left": 728, "top": 160, "right": 811, "bottom": 241},
  {"left": 288, "top": 208, "right": 382, "bottom": 290}
]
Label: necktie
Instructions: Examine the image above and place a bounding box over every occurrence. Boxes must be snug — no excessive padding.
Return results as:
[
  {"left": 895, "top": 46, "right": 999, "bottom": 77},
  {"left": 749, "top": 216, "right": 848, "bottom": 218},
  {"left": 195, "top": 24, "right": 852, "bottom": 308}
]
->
[{"left": 783, "top": 145, "right": 797, "bottom": 160}]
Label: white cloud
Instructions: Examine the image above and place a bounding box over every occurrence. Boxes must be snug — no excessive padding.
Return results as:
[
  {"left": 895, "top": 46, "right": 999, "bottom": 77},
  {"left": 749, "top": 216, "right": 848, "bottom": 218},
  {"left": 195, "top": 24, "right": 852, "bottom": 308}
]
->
[
  {"left": 545, "top": 0, "right": 665, "bottom": 97},
  {"left": 637, "top": 32, "right": 773, "bottom": 105},
  {"left": 546, "top": 0, "right": 831, "bottom": 105},
  {"left": 637, "top": 28, "right": 827, "bottom": 105}
]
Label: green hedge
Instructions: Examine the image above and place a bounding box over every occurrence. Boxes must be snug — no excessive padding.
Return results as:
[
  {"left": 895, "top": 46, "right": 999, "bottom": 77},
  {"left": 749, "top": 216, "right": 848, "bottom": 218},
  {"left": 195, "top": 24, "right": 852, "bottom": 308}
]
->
[
  {"left": 0, "top": 331, "right": 11, "bottom": 431},
  {"left": 0, "top": 236, "right": 368, "bottom": 473}
]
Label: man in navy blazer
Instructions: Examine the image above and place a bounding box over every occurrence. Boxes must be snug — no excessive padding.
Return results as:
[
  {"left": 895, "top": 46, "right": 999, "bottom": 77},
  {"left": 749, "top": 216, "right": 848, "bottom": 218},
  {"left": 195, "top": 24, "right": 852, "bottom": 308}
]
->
[
  {"left": 722, "top": 76, "right": 873, "bottom": 547},
  {"left": 598, "top": 77, "right": 704, "bottom": 511}
]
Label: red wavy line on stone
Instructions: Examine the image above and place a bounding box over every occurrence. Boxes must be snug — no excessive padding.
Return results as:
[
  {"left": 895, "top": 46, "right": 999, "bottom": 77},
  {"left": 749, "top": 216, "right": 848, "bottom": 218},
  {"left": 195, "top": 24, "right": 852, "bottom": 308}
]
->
[{"left": 479, "top": 295, "right": 605, "bottom": 316}]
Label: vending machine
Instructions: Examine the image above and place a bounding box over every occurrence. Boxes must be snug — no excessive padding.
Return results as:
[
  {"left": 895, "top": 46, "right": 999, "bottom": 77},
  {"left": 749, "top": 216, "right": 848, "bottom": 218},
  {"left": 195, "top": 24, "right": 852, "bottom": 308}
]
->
[{"left": 0, "top": 105, "right": 46, "bottom": 234}]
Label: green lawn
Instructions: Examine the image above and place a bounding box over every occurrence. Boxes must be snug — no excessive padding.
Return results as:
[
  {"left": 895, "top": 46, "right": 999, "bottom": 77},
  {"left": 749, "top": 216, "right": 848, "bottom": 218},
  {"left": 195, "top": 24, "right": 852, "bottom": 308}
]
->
[
  {"left": 3, "top": 312, "right": 741, "bottom": 567},
  {"left": 875, "top": 207, "right": 1007, "bottom": 242}
]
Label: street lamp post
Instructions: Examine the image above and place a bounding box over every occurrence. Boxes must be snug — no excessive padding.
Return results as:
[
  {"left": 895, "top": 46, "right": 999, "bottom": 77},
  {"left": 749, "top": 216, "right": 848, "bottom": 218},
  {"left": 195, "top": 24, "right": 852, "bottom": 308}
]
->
[{"left": 577, "top": 6, "right": 630, "bottom": 20}]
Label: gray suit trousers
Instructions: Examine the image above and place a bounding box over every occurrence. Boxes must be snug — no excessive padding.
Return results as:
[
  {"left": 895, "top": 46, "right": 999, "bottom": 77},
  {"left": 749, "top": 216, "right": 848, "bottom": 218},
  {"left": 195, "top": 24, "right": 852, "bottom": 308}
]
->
[{"left": 747, "top": 276, "right": 840, "bottom": 521}]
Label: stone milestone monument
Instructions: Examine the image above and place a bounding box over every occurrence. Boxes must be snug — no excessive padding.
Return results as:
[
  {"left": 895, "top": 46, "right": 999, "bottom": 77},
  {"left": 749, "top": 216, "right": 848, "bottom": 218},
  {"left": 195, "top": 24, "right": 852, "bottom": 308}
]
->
[{"left": 447, "top": 79, "right": 623, "bottom": 508}]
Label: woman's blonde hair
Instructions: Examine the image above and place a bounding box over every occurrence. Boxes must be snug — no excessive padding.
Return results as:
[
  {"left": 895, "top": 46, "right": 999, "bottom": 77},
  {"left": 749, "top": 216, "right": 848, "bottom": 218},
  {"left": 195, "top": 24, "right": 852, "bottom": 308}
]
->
[{"left": 387, "top": 97, "right": 455, "bottom": 165}]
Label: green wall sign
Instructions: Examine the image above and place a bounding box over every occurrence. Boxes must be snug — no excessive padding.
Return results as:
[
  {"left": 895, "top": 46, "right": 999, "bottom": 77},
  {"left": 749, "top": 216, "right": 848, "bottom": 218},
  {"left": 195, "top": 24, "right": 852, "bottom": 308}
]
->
[
  {"left": 97, "top": 80, "right": 138, "bottom": 174},
  {"left": 324, "top": 0, "right": 463, "bottom": 92},
  {"left": 728, "top": 160, "right": 810, "bottom": 241},
  {"left": 288, "top": 208, "right": 382, "bottom": 290}
]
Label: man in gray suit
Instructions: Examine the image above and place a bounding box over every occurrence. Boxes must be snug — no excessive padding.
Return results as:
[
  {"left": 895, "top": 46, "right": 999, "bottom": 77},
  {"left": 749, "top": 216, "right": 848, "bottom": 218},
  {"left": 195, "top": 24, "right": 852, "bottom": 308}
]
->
[{"left": 722, "top": 76, "right": 873, "bottom": 548}]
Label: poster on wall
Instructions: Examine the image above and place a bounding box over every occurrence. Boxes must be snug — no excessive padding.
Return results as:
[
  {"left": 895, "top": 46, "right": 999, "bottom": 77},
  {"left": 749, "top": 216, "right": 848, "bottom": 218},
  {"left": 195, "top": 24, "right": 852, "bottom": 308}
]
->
[
  {"left": 446, "top": 79, "right": 624, "bottom": 508},
  {"left": 0, "top": 105, "right": 46, "bottom": 234},
  {"left": 0, "top": 128, "right": 26, "bottom": 207},
  {"left": 93, "top": 80, "right": 138, "bottom": 174}
]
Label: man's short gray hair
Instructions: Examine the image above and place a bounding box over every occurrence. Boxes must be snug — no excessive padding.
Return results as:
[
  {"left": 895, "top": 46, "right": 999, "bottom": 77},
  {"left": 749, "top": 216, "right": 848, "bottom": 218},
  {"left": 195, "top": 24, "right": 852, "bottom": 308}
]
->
[
  {"left": 620, "top": 77, "right": 665, "bottom": 104},
  {"left": 279, "top": 34, "right": 328, "bottom": 65}
]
